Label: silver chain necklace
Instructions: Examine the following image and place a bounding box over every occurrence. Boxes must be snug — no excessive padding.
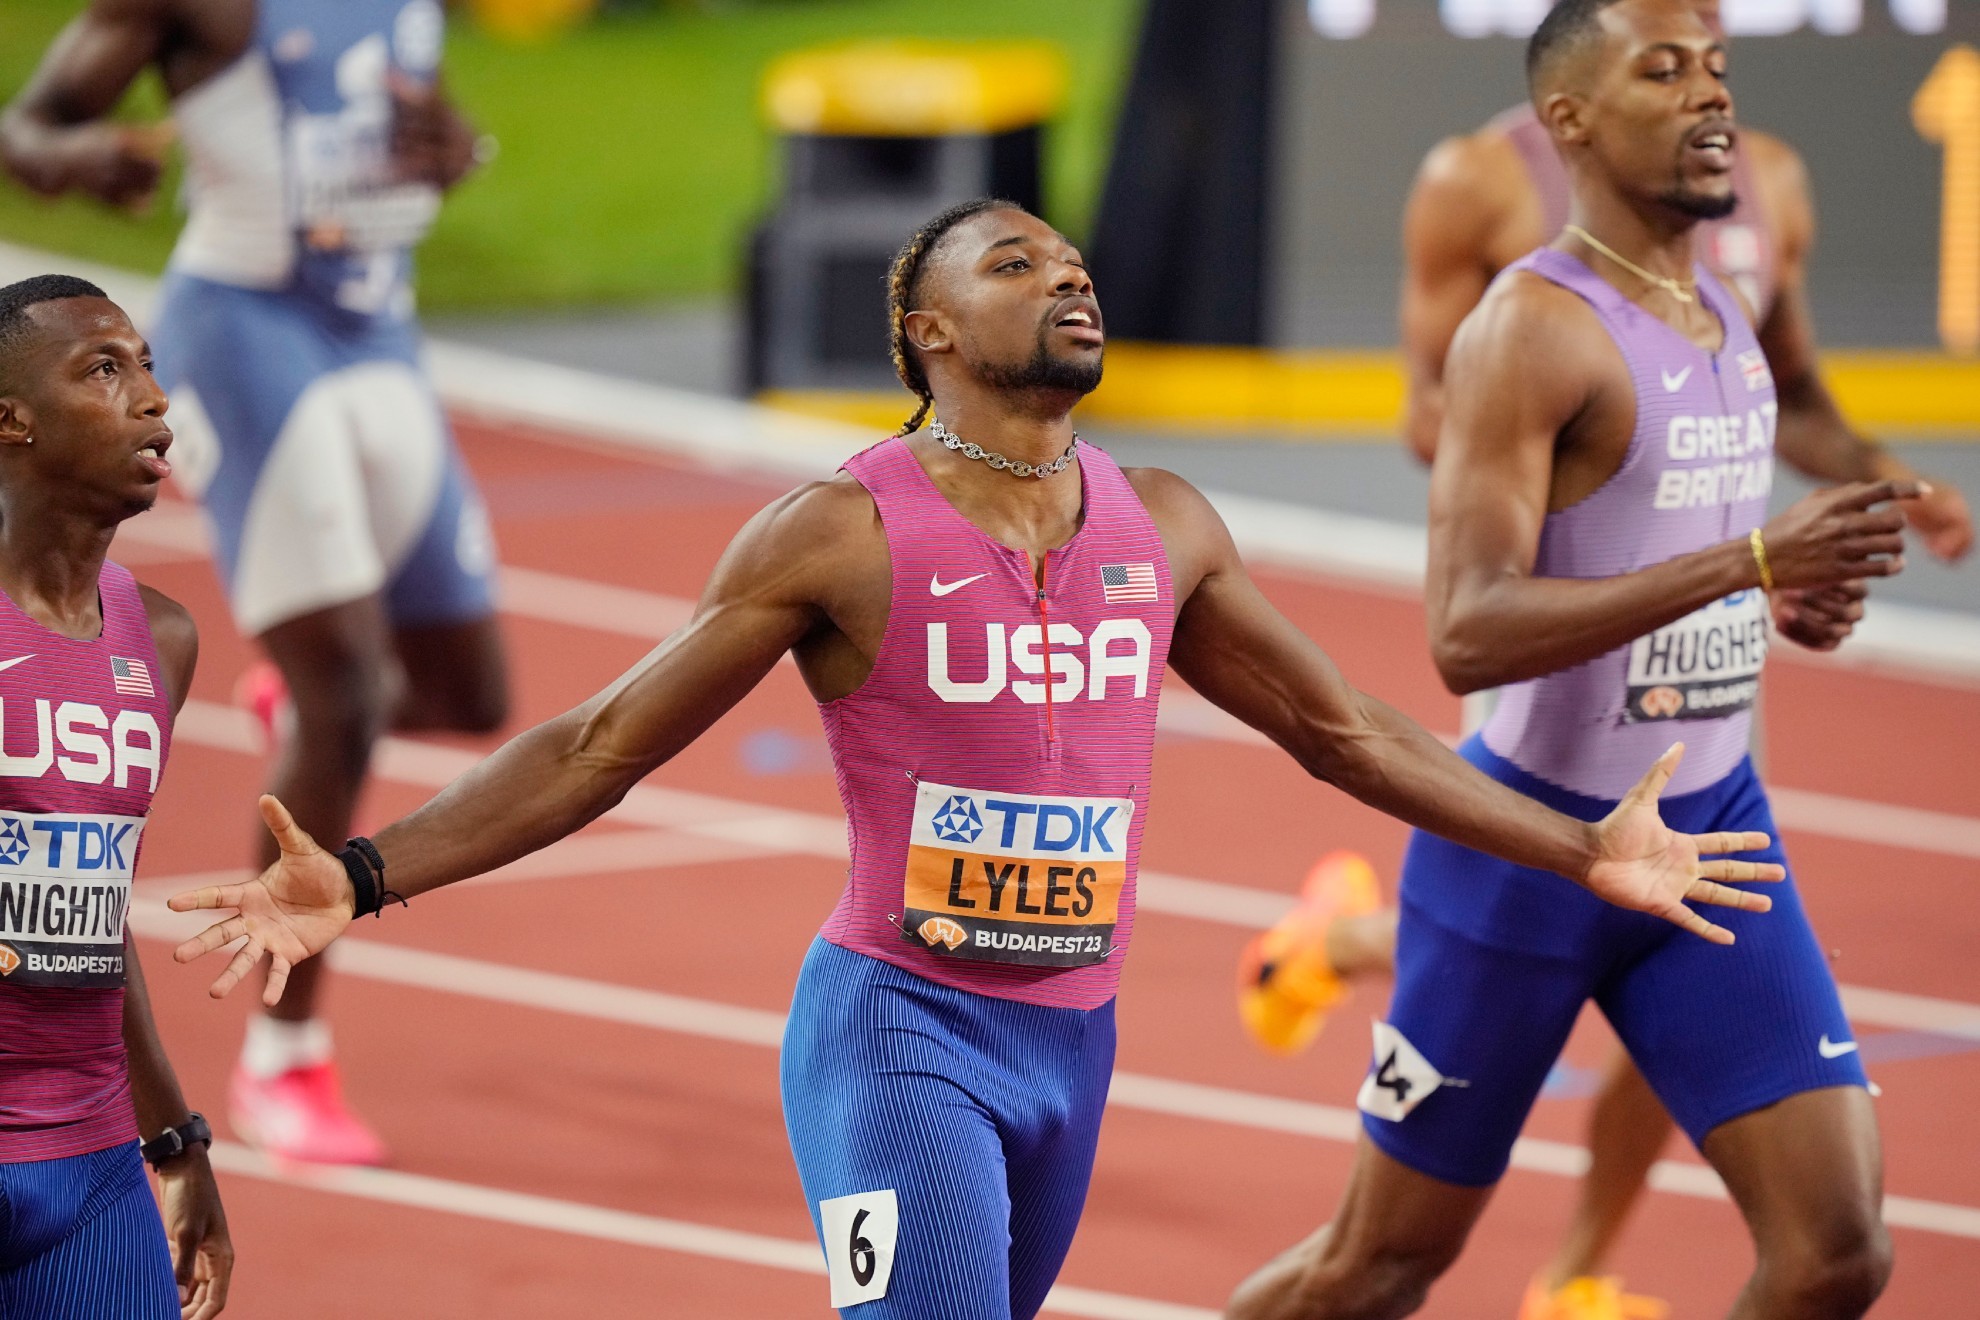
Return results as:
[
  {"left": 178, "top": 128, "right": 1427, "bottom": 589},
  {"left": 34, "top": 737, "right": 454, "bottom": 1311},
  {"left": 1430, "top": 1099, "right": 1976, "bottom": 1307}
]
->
[{"left": 928, "top": 419, "right": 1078, "bottom": 480}]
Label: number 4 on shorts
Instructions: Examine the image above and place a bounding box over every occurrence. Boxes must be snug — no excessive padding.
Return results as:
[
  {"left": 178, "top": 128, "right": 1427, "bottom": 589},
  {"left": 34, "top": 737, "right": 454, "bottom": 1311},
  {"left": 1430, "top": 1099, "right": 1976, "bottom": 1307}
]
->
[{"left": 820, "top": 1188, "right": 899, "bottom": 1306}]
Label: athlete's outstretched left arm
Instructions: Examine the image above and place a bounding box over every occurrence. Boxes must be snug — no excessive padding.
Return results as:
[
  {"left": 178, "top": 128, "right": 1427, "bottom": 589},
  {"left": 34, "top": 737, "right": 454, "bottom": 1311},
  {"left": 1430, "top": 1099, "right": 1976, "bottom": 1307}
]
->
[
  {"left": 1136, "top": 470, "right": 1780, "bottom": 944},
  {"left": 132, "top": 587, "right": 233, "bottom": 1320},
  {"left": 1748, "top": 132, "right": 1971, "bottom": 562}
]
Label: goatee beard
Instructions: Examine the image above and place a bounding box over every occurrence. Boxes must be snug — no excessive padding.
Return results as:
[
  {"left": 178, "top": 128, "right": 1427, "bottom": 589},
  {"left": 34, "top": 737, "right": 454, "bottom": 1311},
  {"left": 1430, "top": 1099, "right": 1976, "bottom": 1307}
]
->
[
  {"left": 1662, "top": 187, "right": 1738, "bottom": 221},
  {"left": 977, "top": 341, "right": 1104, "bottom": 396}
]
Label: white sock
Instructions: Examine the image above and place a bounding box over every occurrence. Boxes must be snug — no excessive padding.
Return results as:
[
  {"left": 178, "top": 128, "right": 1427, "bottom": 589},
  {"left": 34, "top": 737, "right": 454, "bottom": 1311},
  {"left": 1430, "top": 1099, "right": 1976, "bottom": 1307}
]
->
[{"left": 240, "top": 1016, "right": 333, "bottom": 1079}]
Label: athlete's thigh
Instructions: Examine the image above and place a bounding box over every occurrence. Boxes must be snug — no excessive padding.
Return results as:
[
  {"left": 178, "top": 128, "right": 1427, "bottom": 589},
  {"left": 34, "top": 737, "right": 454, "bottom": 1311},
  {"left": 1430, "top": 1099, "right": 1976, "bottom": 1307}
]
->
[
  {"left": 153, "top": 279, "right": 388, "bottom": 636},
  {"left": 1004, "top": 1006, "right": 1115, "bottom": 1320},
  {"left": 338, "top": 332, "right": 498, "bottom": 630},
  {"left": 1599, "top": 773, "right": 1865, "bottom": 1151},
  {"left": 0, "top": 1146, "right": 175, "bottom": 1320},
  {"left": 1360, "top": 887, "right": 1593, "bottom": 1188},
  {"left": 1701, "top": 1086, "right": 1883, "bottom": 1263},
  {"left": 783, "top": 941, "right": 1015, "bottom": 1320}
]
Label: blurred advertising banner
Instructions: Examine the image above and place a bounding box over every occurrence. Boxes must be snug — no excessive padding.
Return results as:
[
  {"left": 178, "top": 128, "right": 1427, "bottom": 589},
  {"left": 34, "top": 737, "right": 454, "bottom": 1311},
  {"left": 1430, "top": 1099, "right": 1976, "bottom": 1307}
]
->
[{"left": 1099, "top": 0, "right": 1980, "bottom": 350}]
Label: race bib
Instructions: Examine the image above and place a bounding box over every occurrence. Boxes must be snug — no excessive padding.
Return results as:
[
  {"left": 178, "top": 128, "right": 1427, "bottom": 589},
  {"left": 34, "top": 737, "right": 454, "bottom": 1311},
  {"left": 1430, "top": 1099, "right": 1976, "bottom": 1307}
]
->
[
  {"left": 901, "top": 780, "right": 1132, "bottom": 968},
  {"left": 0, "top": 810, "right": 142, "bottom": 989},
  {"left": 287, "top": 109, "right": 441, "bottom": 254},
  {"left": 1624, "top": 590, "right": 1768, "bottom": 723}
]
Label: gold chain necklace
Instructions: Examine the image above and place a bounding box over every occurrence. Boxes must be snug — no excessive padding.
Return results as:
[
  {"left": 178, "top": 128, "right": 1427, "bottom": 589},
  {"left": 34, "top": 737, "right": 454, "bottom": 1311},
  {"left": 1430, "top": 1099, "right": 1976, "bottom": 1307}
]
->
[{"left": 1564, "top": 224, "right": 1697, "bottom": 304}]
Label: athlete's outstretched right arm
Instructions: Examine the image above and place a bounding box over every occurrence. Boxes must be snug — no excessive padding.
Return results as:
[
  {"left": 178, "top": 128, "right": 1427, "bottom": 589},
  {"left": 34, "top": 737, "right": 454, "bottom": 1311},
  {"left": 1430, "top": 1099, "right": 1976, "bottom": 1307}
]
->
[{"left": 169, "top": 480, "right": 879, "bottom": 1003}]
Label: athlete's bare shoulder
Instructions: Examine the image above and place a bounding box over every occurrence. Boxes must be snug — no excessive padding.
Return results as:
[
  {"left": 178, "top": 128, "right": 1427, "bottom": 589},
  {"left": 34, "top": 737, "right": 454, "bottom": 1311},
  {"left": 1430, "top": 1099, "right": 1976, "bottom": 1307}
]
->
[
  {"left": 1405, "top": 127, "right": 1538, "bottom": 270},
  {"left": 712, "top": 471, "right": 886, "bottom": 613},
  {"left": 1738, "top": 127, "right": 1814, "bottom": 260},
  {"left": 137, "top": 581, "right": 197, "bottom": 715},
  {"left": 1122, "top": 466, "right": 1237, "bottom": 601},
  {"left": 1444, "top": 266, "right": 1622, "bottom": 433}
]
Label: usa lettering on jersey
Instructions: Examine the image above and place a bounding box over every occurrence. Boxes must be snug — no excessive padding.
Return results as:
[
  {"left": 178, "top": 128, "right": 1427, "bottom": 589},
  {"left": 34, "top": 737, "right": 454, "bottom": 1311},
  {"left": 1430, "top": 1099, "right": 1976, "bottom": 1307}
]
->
[
  {"left": 0, "top": 697, "right": 163, "bottom": 792},
  {"left": 924, "top": 619, "right": 1152, "bottom": 704}
]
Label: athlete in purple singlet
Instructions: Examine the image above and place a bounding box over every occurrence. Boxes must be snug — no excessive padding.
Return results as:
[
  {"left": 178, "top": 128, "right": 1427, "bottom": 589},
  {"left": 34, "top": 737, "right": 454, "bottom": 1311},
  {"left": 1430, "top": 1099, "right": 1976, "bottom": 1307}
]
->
[
  {"left": 0, "top": 276, "right": 231, "bottom": 1317},
  {"left": 1244, "top": 2, "right": 1975, "bottom": 1312},
  {"left": 1229, "top": 2, "right": 1915, "bottom": 1317}
]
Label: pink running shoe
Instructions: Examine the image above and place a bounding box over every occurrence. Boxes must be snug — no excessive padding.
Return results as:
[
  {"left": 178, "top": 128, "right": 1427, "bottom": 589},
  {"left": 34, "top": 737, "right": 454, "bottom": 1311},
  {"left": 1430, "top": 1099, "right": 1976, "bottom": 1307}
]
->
[
  {"left": 228, "top": 1061, "right": 388, "bottom": 1166},
  {"left": 232, "top": 660, "right": 292, "bottom": 752}
]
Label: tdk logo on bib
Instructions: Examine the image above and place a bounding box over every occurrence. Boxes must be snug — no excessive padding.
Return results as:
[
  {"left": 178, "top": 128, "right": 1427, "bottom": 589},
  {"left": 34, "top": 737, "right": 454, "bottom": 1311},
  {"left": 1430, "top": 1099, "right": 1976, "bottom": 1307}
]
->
[{"left": 930, "top": 796, "right": 983, "bottom": 845}]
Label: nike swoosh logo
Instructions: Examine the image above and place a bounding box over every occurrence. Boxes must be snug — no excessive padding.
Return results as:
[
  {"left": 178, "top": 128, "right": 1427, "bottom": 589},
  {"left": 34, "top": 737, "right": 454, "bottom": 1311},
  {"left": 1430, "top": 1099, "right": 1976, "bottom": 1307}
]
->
[
  {"left": 0, "top": 655, "right": 34, "bottom": 674},
  {"left": 1819, "top": 1035, "right": 1859, "bottom": 1058},
  {"left": 1661, "top": 366, "right": 1693, "bottom": 392},
  {"left": 929, "top": 573, "right": 988, "bottom": 598}
]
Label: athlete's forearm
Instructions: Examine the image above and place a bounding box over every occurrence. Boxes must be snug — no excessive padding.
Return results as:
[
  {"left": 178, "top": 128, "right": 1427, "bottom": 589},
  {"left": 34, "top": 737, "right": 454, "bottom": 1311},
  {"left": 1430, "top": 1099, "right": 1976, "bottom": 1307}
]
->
[
  {"left": 1310, "top": 694, "right": 1598, "bottom": 883},
  {"left": 121, "top": 933, "right": 196, "bottom": 1135},
  {"left": 1431, "top": 537, "right": 1759, "bottom": 693},
  {"left": 1774, "top": 377, "right": 1885, "bottom": 485},
  {"left": 366, "top": 708, "right": 649, "bottom": 901}
]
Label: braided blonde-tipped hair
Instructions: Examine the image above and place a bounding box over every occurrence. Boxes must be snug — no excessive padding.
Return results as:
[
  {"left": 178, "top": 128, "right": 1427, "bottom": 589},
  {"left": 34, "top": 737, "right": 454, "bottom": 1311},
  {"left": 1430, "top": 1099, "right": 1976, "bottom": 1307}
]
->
[{"left": 885, "top": 197, "right": 1020, "bottom": 435}]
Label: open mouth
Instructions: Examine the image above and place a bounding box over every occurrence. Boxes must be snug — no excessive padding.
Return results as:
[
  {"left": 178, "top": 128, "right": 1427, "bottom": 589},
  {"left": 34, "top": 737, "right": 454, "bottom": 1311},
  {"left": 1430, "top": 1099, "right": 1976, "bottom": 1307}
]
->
[
  {"left": 1052, "top": 302, "right": 1105, "bottom": 345},
  {"left": 136, "top": 431, "right": 173, "bottom": 479},
  {"left": 1686, "top": 124, "right": 1736, "bottom": 171}
]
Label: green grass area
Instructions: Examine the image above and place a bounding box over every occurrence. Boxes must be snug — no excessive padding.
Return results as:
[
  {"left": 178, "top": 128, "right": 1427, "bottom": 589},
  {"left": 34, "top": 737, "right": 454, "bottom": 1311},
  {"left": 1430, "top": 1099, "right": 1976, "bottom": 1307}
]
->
[{"left": 0, "top": 0, "right": 1140, "bottom": 311}]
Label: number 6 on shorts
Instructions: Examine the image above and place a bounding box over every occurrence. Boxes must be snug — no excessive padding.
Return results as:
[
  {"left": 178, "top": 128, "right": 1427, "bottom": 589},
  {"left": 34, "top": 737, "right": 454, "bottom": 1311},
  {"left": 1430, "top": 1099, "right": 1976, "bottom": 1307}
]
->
[{"left": 820, "top": 1188, "right": 899, "bottom": 1306}]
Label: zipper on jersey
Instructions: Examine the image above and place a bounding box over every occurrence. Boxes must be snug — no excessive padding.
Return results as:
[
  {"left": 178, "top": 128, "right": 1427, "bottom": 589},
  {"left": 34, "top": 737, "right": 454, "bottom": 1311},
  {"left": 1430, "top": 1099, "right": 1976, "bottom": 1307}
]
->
[{"left": 1036, "top": 554, "right": 1058, "bottom": 755}]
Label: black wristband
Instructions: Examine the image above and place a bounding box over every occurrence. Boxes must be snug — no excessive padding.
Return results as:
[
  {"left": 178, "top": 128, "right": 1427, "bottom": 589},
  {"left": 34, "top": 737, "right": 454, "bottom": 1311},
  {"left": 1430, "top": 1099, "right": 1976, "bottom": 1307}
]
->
[
  {"left": 141, "top": 1112, "right": 212, "bottom": 1169},
  {"left": 340, "top": 835, "right": 406, "bottom": 918},
  {"left": 338, "top": 843, "right": 382, "bottom": 918}
]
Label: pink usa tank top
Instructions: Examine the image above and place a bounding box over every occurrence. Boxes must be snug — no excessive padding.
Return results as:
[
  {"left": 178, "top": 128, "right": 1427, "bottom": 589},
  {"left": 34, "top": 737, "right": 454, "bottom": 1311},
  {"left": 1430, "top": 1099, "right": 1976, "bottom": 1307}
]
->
[
  {"left": 1491, "top": 103, "right": 1779, "bottom": 321},
  {"left": 0, "top": 562, "right": 173, "bottom": 1161},
  {"left": 1481, "top": 249, "right": 1776, "bottom": 800},
  {"left": 819, "top": 437, "right": 1175, "bottom": 1011}
]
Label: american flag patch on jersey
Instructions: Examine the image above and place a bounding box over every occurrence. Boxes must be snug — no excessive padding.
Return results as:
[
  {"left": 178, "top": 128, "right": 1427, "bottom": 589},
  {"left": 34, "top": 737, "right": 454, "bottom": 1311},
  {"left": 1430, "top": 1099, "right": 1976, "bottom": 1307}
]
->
[
  {"left": 1100, "top": 563, "right": 1157, "bottom": 603},
  {"left": 111, "top": 656, "right": 154, "bottom": 698},
  {"left": 1736, "top": 348, "right": 1773, "bottom": 393}
]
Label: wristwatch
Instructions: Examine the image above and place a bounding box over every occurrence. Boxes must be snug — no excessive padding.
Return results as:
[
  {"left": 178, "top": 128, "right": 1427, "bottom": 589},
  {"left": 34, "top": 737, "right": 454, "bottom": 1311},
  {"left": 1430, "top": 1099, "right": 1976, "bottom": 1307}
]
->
[{"left": 141, "top": 1112, "right": 213, "bottom": 1169}]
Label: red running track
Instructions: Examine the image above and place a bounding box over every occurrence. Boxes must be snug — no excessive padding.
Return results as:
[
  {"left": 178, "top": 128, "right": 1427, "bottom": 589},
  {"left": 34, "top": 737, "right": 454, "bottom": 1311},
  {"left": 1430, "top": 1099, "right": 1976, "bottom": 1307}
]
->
[{"left": 115, "top": 417, "right": 1980, "bottom": 1317}]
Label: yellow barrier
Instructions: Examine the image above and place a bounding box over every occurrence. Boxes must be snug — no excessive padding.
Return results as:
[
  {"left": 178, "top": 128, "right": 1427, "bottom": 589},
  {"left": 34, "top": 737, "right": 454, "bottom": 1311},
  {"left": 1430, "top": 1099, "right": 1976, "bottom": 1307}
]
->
[
  {"left": 762, "top": 41, "right": 1067, "bottom": 137},
  {"left": 763, "top": 345, "right": 1980, "bottom": 437}
]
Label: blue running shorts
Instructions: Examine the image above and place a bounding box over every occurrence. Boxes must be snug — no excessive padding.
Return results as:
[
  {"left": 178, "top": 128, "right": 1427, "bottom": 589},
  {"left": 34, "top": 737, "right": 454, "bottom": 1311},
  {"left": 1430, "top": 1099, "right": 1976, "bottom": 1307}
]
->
[
  {"left": 782, "top": 938, "right": 1114, "bottom": 1319},
  {"left": 1361, "top": 735, "right": 1866, "bottom": 1187},
  {"left": 151, "top": 270, "right": 497, "bottom": 638},
  {"left": 0, "top": 1143, "right": 177, "bottom": 1318}
]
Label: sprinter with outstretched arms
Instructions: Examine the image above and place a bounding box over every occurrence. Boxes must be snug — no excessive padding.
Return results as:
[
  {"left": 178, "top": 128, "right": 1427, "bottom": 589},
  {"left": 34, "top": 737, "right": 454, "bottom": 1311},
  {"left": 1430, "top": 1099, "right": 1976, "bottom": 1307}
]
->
[{"left": 169, "top": 202, "right": 1777, "bottom": 1320}]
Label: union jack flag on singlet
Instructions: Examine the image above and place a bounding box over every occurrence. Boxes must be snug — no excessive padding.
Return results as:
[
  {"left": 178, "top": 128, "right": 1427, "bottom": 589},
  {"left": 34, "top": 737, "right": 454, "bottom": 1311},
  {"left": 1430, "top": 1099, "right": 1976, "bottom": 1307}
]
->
[{"left": 0, "top": 561, "right": 173, "bottom": 1163}]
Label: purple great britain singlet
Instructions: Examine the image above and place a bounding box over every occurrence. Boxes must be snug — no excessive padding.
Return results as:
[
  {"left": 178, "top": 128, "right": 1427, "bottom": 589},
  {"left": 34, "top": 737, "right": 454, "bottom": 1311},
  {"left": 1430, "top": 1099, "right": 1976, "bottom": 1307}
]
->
[
  {"left": 0, "top": 563, "right": 172, "bottom": 1162},
  {"left": 1480, "top": 248, "right": 1776, "bottom": 801}
]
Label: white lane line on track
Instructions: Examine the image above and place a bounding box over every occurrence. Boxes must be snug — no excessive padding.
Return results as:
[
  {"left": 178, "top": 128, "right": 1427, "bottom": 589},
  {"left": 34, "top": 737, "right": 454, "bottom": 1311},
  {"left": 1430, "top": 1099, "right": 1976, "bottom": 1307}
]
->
[
  {"left": 205, "top": 1141, "right": 1220, "bottom": 1320},
  {"left": 129, "top": 900, "right": 1980, "bottom": 1242}
]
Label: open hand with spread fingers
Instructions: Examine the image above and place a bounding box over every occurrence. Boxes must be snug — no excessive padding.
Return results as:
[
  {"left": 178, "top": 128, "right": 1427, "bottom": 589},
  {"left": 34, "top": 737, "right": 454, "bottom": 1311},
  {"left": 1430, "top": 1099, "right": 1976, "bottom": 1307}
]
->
[
  {"left": 1582, "top": 743, "right": 1785, "bottom": 944},
  {"left": 167, "top": 795, "right": 355, "bottom": 1006}
]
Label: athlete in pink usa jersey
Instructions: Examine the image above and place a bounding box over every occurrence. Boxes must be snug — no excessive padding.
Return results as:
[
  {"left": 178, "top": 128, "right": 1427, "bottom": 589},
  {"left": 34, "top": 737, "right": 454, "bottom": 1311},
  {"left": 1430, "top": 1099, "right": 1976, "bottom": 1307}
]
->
[
  {"left": 171, "top": 202, "right": 1780, "bottom": 1318},
  {"left": 0, "top": 276, "right": 230, "bottom": 1317}
]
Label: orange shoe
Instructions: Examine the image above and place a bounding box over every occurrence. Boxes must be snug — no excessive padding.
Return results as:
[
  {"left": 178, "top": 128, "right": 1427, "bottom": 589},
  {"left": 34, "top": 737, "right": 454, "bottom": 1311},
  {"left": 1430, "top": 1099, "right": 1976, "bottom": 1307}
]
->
[
  {"left": 1517, "top": 1276, "right": 1669, "bottom": 1320},
  {"left": 1237, "top": 851, "right": 1382, "bottom": 1055}
]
